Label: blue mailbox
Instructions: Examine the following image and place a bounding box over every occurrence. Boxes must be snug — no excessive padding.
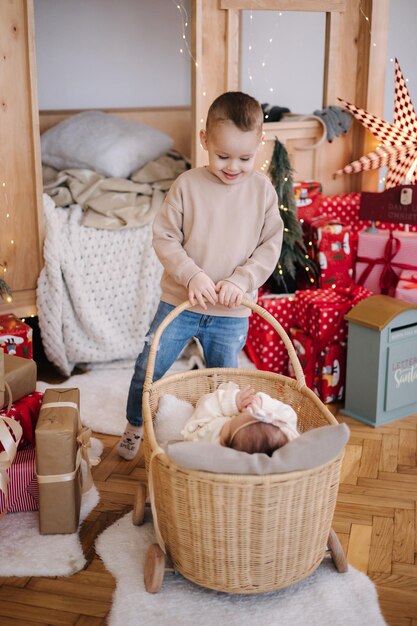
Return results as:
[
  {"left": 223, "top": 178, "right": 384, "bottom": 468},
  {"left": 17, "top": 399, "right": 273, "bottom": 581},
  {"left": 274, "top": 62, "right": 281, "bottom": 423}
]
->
[{"left": 343, "top": 295, "right": 417, "bottom": 427}]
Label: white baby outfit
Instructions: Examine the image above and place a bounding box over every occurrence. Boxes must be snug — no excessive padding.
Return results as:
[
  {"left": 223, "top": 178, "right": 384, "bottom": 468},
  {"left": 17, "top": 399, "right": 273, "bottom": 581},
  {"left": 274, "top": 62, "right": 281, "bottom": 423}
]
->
[{"left": 181, "top": 382, "right": 299, "bottom": 444}]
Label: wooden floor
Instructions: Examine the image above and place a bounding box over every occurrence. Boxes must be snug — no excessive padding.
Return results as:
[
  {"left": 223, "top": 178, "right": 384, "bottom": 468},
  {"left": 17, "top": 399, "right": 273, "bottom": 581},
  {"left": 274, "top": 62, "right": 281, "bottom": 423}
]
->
[{"left": 1, "top": 408, "right": 417, "bottom": 625}]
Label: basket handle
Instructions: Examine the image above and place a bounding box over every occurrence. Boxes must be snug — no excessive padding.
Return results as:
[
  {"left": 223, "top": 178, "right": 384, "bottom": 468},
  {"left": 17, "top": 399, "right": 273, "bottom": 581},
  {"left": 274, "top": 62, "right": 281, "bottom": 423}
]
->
[{"left": 144, "top": 299, "right": 306, "bottom": 390}]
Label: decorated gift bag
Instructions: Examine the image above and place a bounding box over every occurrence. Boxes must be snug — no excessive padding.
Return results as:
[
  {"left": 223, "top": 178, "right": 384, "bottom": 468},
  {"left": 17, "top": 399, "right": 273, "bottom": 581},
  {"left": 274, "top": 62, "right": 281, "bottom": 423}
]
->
[
  {"left": 0, "top": 314, "right": 33, "bottom": 359},
  {"left": 302, "top": 216, "right": 354, "bottom": 288}
]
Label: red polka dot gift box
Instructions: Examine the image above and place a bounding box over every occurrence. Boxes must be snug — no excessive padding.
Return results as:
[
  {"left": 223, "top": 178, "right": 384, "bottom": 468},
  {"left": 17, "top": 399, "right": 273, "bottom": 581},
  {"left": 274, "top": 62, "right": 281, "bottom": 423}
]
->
[
  {"left": 293, "top": 284, "right": 372, "bottom": 344},
  {"left": 289, "top": 285, "right": 372, "bottom": 402},
  {"left": 245, "top": 292, "right": 296, "bottom": 375}
]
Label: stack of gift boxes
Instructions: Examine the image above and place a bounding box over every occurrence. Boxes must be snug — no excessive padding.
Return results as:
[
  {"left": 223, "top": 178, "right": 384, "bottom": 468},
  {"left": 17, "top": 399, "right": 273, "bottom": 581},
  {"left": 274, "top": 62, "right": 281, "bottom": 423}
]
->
[
  {"left": 0, "top": 313, "right": 93, "bottom": 533},
  {"left": 245, "top": 186, "right": 417, "bottom": 403}
]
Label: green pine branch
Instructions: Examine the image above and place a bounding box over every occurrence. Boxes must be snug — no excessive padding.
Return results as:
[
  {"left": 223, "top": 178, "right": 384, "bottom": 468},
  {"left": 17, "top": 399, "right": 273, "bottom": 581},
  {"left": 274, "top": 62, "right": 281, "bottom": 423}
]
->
[{"left": 268, "top": 138, "right": 319, "bottom": 289}]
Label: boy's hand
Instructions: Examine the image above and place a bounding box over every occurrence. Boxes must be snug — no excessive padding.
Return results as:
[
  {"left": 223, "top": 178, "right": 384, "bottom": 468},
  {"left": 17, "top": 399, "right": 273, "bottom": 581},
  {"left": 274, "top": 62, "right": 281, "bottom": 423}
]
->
[
  {"left": 216, "top": 280, "right": 244, "bottom": 308},
  {"left": 188, "top": 272, "right": 217, "bottom": 309},
  {"left": 236, "top": 385, "right": 256, "bottom": 411}
]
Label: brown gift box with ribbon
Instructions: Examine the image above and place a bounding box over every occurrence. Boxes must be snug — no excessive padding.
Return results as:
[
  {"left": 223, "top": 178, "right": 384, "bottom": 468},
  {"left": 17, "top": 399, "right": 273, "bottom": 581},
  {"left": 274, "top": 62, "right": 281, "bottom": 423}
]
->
[
  {"left": 35, "top": 387, "right": 92, "bottom": 535},
  {"left": 1, "top": 354, "right": 37, "bottom": 410}
]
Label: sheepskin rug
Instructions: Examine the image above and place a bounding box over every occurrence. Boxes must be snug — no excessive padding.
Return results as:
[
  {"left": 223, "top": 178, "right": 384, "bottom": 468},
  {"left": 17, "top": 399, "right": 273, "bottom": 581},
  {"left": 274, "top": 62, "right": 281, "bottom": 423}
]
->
[
  {"left": 0, "top": 438, "right": 103, "bottom": 577},
  {"left": 95, "top": 511, "right": 387, "bottom": 626}
]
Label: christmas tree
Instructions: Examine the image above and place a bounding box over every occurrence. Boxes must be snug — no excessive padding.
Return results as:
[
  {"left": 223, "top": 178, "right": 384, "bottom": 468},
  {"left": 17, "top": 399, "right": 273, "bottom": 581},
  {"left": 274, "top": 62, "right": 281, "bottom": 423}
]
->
[
  {"left": 268, "top": 138, "right": 318, "bottom": 292},
  {"left": 0, "top": 264, "right": 12, "bottom": 301}
]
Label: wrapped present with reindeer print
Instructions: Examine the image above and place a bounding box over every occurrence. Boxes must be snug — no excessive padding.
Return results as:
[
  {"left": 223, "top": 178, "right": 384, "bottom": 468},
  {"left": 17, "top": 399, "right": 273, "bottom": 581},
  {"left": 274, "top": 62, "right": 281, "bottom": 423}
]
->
[
  {"left": 0, "top": 314, "right": 33, "bottom": 359},
  {"left": 355, "top": 229, "right": 417, "bottom": 296},
  {"left": 289, "top": 328, "right": 346, "bottom": 403},
  {"left": 302, "top": 215, "right": 354, "bottom": 288},
  {"left": 245, "top": 292, "right": 296, "bottom": 375}
]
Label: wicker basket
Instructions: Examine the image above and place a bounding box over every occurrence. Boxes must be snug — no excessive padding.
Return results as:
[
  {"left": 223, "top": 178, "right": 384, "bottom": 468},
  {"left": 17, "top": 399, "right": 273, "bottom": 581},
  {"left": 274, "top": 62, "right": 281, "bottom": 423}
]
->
[{"left": 140, "top": 299, "right": 346, "bottom": 594}]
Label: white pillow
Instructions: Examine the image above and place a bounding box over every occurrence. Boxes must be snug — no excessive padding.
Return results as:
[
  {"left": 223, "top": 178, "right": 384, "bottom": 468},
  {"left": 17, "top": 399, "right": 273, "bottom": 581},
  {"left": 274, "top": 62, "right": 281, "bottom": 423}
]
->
[{"left": 41, "top": 111, "right": 174, "bottom": 179}]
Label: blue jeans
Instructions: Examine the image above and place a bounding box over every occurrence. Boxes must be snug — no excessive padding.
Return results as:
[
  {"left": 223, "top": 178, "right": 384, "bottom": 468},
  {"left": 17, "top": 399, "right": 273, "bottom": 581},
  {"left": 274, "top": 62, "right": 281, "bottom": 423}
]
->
[{"left": 126, "top": 301, "right": 249, "bottom": 426}]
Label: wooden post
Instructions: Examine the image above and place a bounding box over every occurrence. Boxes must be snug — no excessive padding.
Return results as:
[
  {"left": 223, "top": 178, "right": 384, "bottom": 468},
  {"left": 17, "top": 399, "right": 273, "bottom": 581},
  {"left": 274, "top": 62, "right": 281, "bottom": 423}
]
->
[{"left": 0, "top": 0, "right": 44, "bottom": 316}]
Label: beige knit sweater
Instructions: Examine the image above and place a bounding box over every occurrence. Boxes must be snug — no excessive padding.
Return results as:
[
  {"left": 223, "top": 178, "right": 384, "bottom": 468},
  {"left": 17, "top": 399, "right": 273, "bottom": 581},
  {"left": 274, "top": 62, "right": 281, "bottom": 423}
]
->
[{"left": 152, "top": 166, "right": 283, "bottom": 317}]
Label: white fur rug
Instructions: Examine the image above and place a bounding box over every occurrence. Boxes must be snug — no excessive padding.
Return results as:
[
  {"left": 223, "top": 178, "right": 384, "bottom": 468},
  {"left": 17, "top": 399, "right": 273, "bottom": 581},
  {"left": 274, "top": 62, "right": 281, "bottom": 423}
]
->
[
  {"left": 0, "top": 438, "right": 103, "bottom": 577},
  {"left": 37, "top": 349, "right": 255, "bottom": 436},
  {"left": 95, "top": 512, "right": 387, "bottom": 626}
]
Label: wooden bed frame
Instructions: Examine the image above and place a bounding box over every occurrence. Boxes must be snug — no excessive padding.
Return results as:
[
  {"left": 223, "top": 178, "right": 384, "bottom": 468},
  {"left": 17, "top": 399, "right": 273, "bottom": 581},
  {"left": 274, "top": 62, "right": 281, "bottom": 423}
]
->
[{"left": 0, "top": 0, "right": 389, "bottom": 317}]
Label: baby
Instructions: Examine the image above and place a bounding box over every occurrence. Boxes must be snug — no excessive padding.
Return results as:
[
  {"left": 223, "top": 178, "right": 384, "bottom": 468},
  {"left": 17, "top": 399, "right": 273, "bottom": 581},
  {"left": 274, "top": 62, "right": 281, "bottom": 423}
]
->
[{"left": 181, "top": 382, "right": 299, "bottom": 456}]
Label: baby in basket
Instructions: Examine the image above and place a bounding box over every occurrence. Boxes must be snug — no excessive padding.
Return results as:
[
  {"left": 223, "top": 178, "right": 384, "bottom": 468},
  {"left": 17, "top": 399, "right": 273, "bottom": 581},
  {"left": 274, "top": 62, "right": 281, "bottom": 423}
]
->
[{"left": 181, "top": 381, "right": 299, "bottom": 456}]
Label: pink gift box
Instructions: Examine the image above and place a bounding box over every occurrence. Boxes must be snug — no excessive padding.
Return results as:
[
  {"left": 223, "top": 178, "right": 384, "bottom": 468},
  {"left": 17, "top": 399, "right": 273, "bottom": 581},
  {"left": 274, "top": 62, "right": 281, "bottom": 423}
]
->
[
  {"left": 355, "top": 229, "right": 417, "bottom": 295},
  {"left": 395, "top": 270, "right": 417, "bottom": 305}
]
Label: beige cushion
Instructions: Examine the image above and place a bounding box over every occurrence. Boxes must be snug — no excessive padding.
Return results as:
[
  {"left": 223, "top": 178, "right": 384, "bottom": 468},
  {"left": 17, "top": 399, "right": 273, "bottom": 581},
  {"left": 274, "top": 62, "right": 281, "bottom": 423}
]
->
[
  {"left": 41, "top": 111, "right": 174, "bottom": 179},
  {"left": 164, "top": 423, "right": 350, "bottom": 475}
]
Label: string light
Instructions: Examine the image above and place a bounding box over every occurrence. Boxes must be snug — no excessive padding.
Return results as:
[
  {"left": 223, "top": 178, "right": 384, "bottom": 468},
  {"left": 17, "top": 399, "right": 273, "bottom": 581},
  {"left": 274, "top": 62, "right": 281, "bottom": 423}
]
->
[
  {"left": 359, "top": 1, "right": 377, "bottom": 48},
  {"left": 1, "top": 181, "right": 13, "bottom": 303},
  {"left": 173, "top": 1, "right": 206, "bottom": 98},
  {"left": 246, "top": 10, "right": 283, "bottom": 99}
]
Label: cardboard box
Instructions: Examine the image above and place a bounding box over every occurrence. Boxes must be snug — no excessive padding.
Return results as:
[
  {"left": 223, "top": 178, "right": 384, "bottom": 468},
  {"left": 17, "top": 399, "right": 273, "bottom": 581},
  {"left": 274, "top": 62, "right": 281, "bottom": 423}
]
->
[{"left": 35, "top": 388, "right": 82, "bottom": 535}]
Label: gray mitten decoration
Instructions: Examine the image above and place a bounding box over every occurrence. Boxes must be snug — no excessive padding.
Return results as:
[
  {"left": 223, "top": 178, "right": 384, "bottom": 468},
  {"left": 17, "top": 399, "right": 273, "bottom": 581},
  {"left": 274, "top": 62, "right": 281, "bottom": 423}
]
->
[{"left": 313, "top": 105, "right": 353, "bottom": 142}]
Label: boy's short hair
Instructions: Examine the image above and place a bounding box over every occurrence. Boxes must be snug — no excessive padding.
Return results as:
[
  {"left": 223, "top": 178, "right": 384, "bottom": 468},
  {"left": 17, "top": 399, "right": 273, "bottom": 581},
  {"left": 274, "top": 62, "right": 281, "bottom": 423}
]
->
[
  {"left": 226, "top": 421, "right": 288, "bottom": 456},
  {"left": 206, "top": 91, "right": 264, "bottom": 134}
]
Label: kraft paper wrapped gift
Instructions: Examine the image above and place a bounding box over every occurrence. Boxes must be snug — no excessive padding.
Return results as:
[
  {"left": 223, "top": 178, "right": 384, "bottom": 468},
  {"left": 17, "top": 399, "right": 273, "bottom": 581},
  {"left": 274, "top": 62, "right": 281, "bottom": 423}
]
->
[
  {"left": 1, "top": 353, "right": 37, "bottom": 410},
  {"left": 35, "top": 387, "right": 91, "bottom": 535}
]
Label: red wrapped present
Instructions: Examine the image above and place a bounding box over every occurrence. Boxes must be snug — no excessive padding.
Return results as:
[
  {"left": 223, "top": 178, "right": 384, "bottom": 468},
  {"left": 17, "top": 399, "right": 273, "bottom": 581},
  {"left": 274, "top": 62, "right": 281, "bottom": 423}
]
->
[
  {"left": 0, "top": 446, "right": 38, "bottom": 515},
  {"left": 303, "top": 216, "right": 354, "bottom": 288},
  {"left": 355, "top": 229, "right": 417, "bottom": 295},
  {"left": 289, "top": 328, "right": 346, "bottom": 402},
  {"left": 0, "top": 314, "right": 33, "bottom": 359},
  {"left": 318, "top": 193, "right": 417, "bottom": 258},
  {"left": 316, "top": 342, "right": 346, "bottom": 404},
  {"left": 395, "top": 270, "right": 417, "bottom": 305},
  {"left": 294, "top": 285, "right": 372, "bottom": 344},
  {"left": 0, "top": 391, "right": 43, "bottom": 451},
  {"left": 294, "top": 180, "right": 323, "bottom": 222},
  {"left": 245, "top": 293, "right": 296, "bottom": 375}
]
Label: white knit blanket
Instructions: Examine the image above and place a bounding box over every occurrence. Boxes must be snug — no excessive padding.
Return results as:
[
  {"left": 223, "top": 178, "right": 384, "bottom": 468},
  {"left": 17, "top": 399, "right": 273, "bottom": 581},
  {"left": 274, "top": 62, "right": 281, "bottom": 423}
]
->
[{"left": 37, "top": 194, "right": 162, "bottom": 376}]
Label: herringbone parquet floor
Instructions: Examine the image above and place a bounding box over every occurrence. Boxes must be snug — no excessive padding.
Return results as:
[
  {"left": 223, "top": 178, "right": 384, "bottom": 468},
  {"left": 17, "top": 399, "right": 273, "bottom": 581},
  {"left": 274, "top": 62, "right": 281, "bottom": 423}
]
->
[{"left": 1, "top": 408, "right": 417, "bottom": 625}]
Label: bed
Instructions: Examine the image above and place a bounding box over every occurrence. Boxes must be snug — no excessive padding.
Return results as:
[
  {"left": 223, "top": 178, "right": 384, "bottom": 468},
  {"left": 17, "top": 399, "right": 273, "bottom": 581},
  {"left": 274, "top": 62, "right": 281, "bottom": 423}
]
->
[{"left": 37, "top": 109, "right": 190, "bottom": 376}]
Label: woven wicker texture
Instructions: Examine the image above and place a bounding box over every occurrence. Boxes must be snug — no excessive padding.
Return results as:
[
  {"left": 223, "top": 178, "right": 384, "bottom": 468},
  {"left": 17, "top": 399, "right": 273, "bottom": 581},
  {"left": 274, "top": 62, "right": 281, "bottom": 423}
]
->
[{"left": 142, "top": 300, "right": 343, "bottom": 594}]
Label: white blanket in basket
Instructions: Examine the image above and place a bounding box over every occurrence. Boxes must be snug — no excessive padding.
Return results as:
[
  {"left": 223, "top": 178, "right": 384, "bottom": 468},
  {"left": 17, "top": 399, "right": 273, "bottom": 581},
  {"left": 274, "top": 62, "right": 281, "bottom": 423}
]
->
[{"left": 37, "top": 194, "right": 162, "bottom": 376}]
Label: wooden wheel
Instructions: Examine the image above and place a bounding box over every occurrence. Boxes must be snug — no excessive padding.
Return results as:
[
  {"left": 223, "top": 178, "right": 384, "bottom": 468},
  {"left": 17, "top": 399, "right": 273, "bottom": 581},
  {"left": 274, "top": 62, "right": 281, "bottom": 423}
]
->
[
  {"left": 132, "top": 483, "right": 147, "bottom": 526},
  {"left": 144, "top": 543, "right": 166, "bottom": 593},
  {"left": 328, "top": 528, "right": 348, "bottom": 573}
]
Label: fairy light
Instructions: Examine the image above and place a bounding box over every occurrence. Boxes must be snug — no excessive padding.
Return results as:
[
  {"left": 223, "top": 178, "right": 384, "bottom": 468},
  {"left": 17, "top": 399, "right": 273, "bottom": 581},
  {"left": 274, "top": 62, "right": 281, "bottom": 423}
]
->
[
  {"left": 173, "top": 1, "right": 206, "bottom": 98},
  {"left": 1, "top": 180, "right": 13, "bottom": 303},
  {"left": 359, "top": 1, "right": 377, "bottom": 48},
  {"left": 246, "top": 10, "right": 283, "bottom": 100}
]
